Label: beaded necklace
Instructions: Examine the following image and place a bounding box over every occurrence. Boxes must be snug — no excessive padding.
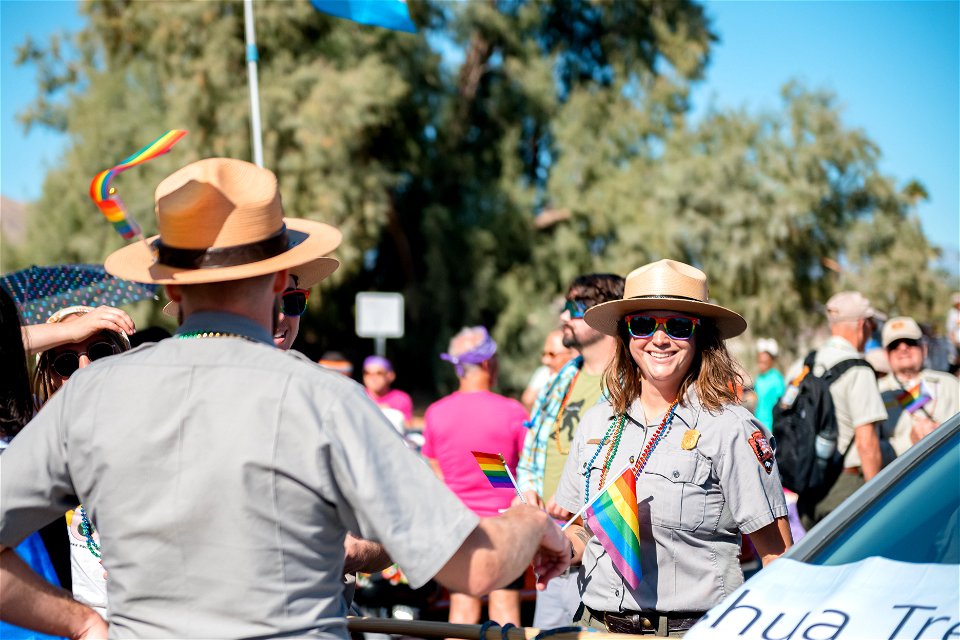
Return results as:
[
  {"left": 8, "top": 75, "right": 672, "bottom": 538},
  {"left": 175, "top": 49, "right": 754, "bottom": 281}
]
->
[
  {"left": 553, "top": 369, "right": 582, "bottom": 454},
  {"left": 584, "top": 398, "right": 679, "bottom": 504},
  {"left": 77, "top": 505, "right": 101, "bottom": 559},
  {"left": 177, "top": 331, "right": 249, "bottom": 340}
]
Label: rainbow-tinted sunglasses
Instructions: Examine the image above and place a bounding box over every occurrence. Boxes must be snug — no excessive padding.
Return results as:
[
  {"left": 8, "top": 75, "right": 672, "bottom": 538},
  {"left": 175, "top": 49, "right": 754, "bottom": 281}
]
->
[{"left": 623, "top": 313, "right": 699, "bottom": 340}]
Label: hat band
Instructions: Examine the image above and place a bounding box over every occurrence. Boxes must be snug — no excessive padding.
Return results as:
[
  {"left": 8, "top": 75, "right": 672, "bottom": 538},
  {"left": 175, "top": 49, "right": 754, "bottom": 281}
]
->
[
  {"left": 630, "top": 294, "right": 707, "bottom": 303},
  {"left": 154, "top": 226, "right": 289, "bottom": 270}
]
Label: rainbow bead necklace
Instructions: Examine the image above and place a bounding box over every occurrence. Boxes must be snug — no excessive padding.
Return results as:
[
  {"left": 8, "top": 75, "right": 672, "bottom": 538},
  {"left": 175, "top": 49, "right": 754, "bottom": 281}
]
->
[{"left": 584, "top": 399, "right": 679, "bottom": 504}]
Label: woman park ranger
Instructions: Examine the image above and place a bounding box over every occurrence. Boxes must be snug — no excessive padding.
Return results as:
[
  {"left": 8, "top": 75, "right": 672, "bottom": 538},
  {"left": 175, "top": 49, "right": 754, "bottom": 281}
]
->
[{"left": 555, "top": 259, "right": 793, "bottom": 637}]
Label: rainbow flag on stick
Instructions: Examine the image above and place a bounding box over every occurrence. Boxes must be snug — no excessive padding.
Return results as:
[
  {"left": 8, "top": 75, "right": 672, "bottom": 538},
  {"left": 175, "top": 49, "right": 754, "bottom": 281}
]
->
[
  {"left": 471, "top": 451, "right": 525, "bottom": 502},
  {"left": 887, "top": 382, "right": 933, "bottom": 415},
  {"left": 564, "top": 465, "right": 642, "bottom": 590},
  {"left": 89, "top": 129, "right": 187, "bottom": 240}
]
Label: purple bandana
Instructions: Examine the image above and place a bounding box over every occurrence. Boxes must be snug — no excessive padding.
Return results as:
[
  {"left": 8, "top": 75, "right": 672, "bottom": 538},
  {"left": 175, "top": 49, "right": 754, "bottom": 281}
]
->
[
  {"left": 363, "top": 355, "right": 393, "bottom": 373},
  {"left": 440, "top": 327, "right": 497, "bottom": 377}
]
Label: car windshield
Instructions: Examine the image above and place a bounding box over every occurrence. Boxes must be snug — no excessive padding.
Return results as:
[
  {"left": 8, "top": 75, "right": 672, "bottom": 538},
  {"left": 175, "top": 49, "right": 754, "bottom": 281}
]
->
[{"left": 810, "top": 429, "right": 959, "bottom": 566}]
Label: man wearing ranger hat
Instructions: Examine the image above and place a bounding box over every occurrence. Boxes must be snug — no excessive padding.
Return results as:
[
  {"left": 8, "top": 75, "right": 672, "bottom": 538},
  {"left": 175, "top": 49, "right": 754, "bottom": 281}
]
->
[
  {"left": 0, "top": 158, "right": 570, "bottom": 639},
  {"left": 878, "top": 315, "right": 959, "bottom": 456}
]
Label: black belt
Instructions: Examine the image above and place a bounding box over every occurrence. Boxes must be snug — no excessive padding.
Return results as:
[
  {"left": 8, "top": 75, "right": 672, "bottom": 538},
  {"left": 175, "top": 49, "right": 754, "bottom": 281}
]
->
[{"left": 587, "top": 605, "right": 704, "bottom": 634}]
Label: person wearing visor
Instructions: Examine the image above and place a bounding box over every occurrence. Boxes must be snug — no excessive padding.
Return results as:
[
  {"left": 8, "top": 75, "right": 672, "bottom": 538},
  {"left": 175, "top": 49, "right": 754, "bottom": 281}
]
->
[
  {"left": 878, "top": 316, "right": 959, "bottom": 456},
  {"left": 423, "top": 327, "right": 530, "bottom": 629},
  {"left": 516, "top": 273, "right": 624, "bottom": 630},
  {"left": 555, "top": 259, "right": 792, "bottom": 637}
]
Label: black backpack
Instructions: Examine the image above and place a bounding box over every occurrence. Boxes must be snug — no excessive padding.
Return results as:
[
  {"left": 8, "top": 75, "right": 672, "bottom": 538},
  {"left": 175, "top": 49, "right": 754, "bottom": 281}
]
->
[{"left": 771, "top": 351, "right": 871, "bottom": 502}]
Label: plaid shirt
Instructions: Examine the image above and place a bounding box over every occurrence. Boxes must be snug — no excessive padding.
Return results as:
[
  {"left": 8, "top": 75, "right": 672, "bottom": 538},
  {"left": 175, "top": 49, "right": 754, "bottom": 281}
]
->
[{"left": 516, "top": 355, "right": 584, "bottom": 495}]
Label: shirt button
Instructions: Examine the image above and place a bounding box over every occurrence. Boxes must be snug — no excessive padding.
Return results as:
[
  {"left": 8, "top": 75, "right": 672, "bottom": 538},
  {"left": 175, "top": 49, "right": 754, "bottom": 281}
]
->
[
  {"left": 615, "top": 590, "right": 620, "bottom": 596},
  {"left": 629, "top": 456, "right": 635, "bottom": 464},
  {"left": 672, "top": 470, "right": 680, "bottom": 479},
  {"left": 582, "top": 462, "right": 587, "bottom": 469}
]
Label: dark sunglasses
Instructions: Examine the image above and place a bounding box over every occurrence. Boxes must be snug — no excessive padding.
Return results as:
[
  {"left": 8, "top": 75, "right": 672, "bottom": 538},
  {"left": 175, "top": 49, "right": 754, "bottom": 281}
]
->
[
  {"left": 563, "top": 299, "right": 590, "bottom": 319},
  {"left": 282, "top": 288, "right": 309, "bottom": 317},
  {"left": 887, "top": 338, "right": 921, "bottom": 351},
  {"left": 624, "top": 314, "right": 700, "bottom": 340},
  {"left": 50, "top": 341, "right": 117, "bottom": 378}
]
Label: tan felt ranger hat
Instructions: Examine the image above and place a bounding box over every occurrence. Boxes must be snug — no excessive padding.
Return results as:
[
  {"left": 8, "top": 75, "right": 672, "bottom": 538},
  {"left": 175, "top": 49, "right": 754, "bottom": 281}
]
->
[
  {"left": 105, "top": 158, "right": 341, "bottom": 285},
  {"left": 583, "top": 259, "right": 747, "bottom": 339}
]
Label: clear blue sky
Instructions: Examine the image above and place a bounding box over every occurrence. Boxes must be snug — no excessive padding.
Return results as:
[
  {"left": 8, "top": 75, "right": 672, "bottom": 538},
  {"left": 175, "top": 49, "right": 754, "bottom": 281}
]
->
[{"left": 2, "top": 0, "right": 958, "bottom": 262}]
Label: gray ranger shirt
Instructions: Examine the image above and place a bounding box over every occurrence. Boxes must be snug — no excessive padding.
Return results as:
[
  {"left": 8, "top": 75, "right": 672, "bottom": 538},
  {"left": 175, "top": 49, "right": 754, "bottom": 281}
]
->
[
  {"left": 1, "top": 312, "right": 479, "bottom": 639},
  {"left": 555, "top": 387, "right": 787, "bottom": 614}
]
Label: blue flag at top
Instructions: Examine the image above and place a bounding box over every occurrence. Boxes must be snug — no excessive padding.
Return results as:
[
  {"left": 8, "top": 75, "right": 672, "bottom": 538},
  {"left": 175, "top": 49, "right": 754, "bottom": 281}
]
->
[{"left": 311, "top": 0, "right": 417, "bottom": 33}]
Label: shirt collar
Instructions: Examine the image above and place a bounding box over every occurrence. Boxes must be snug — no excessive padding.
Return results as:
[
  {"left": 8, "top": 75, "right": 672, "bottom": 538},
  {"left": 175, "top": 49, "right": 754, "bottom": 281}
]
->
[
  {"left": 624, "top": 385, "right": 702, "bottom": 430},
  {"left": 175, "top": 311, "right": 275, "bottom": 346}
]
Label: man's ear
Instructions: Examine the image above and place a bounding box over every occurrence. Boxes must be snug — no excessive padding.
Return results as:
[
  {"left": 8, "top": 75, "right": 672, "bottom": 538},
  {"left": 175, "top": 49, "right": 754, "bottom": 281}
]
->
[
  {"left": 165, "top": 284, "right": 182, "bottom": 303},
  {"left": 272, "top": 269, "right": 290, "bottom": 295}
]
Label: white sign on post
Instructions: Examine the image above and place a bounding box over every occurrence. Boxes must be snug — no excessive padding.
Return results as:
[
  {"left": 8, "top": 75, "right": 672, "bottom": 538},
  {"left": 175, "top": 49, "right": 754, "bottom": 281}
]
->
[{"left": 356, "top": 292, "right": 404, "bottom": 341}]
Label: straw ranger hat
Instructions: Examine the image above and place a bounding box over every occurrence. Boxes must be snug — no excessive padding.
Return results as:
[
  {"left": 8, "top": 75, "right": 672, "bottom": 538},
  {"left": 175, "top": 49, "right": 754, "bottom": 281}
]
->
[
  {"left": 105, "top": 158, "right": 341, "bottom": 285},
  {"left": 583, "top": 259, "right": 747, "bottom": 339}
]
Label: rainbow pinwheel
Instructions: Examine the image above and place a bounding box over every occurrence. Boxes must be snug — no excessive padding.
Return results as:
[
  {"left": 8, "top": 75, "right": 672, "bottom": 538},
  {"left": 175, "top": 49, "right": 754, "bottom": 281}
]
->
[{"left": 89, "top": 130, "right": 187, "bottom": 239}]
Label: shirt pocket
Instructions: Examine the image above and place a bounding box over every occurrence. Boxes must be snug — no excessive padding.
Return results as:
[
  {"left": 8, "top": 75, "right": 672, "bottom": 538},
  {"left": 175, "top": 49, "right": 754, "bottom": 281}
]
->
[{"left": 640, "top": 451, "right": 710, "bottom": 532}]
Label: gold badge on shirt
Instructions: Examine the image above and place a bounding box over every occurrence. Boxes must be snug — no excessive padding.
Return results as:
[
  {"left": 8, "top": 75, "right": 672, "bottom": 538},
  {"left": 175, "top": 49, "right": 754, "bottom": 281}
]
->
[{"left": 681, "top": 429, "right": 700, "bottom": 450}]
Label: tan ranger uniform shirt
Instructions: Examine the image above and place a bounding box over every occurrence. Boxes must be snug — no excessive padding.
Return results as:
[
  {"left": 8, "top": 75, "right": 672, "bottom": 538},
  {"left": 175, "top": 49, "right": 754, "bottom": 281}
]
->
[
  {"left": 0, "top": 312, "right": 479, "bottom": 639},
  {"left": 878, "top": 369, "right": 960, "bottom": 456},
  {"left": 555, "top": 388, "right": 787, "bottom": 614}
]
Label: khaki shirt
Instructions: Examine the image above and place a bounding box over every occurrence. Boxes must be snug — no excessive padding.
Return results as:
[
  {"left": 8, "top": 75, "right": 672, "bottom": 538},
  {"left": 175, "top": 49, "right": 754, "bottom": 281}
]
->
[
  {"left": 554, "top": 388, "right": 787, "bottom": 613},
  {"left": 878, "top": 369, "right": 960, "bottom": 456},
  {"left": 0, "top": 312, "right": 479, "bottom": 639}
]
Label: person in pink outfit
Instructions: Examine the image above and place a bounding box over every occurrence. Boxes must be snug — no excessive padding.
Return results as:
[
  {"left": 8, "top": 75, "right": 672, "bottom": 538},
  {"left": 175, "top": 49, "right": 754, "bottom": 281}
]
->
[
  {"left": 362, "top": 355, "right": 413, "bottom": 424},
  {"left": 422, "top": 327, "right": 530, "bottom": 629}
]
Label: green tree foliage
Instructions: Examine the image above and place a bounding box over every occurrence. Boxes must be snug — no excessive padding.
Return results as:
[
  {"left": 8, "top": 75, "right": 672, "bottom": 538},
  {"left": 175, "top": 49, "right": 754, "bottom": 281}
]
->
[{"left": 9, "top": 0, "right": 949, "bottom": 398}]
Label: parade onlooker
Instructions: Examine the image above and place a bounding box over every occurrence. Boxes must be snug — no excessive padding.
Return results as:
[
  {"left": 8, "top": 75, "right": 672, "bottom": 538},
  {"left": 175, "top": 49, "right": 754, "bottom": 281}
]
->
[
  {"left": 516, "top": 273, "right": 624, "bottom": 630},
  {"left": 32, "top": 305, "right": 133, "bottom": 620},
  {"left": 423, "top": 327, "right": 530, "bottom": 629},
  {"left": 947, "top": 292, "right": 960, "bottom": 368},
  {"left": 362, "top": 355, "right": 413, "bottom": 425},
  {"left": 0, "top": 158, "right": 569, "bottom": 639},
  {"left": 879, "top": 316, "right": 959, "bottom": 456},
  {"left": 752, "top": 338, "right": 786, "bottom": 429},
  {"left": 791, "top": 291, "right": 888, "bottom": 526},
  {"left": 556, "top": 259, "right": 792, "bottom": 634},
  {"left": 521, "top": 329, "right": 576, "bottom": 411}
]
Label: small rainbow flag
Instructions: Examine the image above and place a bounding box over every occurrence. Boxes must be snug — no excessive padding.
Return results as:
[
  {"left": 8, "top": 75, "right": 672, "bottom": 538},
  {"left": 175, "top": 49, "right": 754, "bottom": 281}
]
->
[
  {"left": 89, "top": 129, "right": 187, "bottom": 239},
  {"left": 888, "top": 382, "right": 933, "bottom": 415},
  {"left": 584, "top": 466, "right": 642, "bottom": 590},
  {"left": 472, "top": 451, "right": 515, "bottom": 489}
]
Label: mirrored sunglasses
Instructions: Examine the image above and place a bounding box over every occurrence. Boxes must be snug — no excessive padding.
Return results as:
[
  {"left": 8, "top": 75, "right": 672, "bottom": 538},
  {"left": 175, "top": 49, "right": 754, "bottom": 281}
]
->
[
  {"left": 51, "top": 341, "right": 118, "bottom": 378},
  {"left": 282, "top": 288, "right": 309, "bottom": 317},
  {"left": 624, "top": 314, "right": 700, "bottom": 341},
  {"left": 563, "top": 299, "right": 590, "bottom": 319}
]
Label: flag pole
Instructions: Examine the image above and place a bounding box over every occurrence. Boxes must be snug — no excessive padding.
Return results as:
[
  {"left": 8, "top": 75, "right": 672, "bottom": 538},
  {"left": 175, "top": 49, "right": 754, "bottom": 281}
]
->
[
  {"left": 243, "top": 0, "right": 265, "bottom": 167},
  {"left": 561, "top": 463, "right": 632, "bottom": 531},
  {"left": 500, "top": 454, "right": 527, "bottom": 504}
]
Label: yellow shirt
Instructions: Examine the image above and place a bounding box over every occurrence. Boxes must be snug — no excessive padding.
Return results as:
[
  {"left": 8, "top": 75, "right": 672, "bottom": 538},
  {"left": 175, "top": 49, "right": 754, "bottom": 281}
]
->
[{"left": 542, "top": 370, "right": 604, "bottom": 500}]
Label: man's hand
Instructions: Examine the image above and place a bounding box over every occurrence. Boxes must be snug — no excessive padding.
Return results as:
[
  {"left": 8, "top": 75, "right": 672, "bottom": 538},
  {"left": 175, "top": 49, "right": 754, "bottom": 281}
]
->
[
  {"left": 72, "top": 614, "right": 108, "bottom": 640},
  {"left": 531, "top": 515, "right": 571, "bottom": 590},
  {"left": 512, "top": 490, "right": 544, "bottom": 509},
  {"left": 910, "top": 416, "right": 938, "bottom": 444}
]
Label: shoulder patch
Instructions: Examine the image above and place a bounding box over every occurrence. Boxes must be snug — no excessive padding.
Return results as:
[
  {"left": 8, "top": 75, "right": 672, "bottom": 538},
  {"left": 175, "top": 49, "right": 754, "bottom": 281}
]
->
[{"left": 748, "top": 430, "right": 775, "bottom": 474}]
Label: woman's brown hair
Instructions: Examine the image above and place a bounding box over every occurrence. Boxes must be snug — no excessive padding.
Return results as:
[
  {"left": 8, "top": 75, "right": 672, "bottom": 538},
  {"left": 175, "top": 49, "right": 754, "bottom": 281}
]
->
[{"left": 604, "top": 317, "right": 744, "bottom": 414}]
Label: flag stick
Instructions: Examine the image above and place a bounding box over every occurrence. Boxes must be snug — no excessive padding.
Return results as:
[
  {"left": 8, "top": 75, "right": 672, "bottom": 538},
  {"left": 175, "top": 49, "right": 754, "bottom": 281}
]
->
[
  {"left": 500, "top": 454, "right": 527, "bottom": 504},
  {"left": 561, "top": 463, "right": 632, "bottom": 530},
  {"left": 243, "top": 0, "right": 264, "bottom": 167}
]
